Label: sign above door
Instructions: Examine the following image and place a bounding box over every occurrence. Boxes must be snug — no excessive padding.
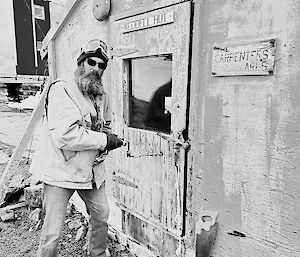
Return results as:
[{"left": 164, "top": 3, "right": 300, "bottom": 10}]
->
[{"left": 123, "top": 10, "right": 174, "bottom": 33}]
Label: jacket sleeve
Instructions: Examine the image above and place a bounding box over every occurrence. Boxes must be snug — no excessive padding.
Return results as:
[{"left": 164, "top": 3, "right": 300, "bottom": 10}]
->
[{"left": 47, "top": 83, "right": 107, "bottom": 151}]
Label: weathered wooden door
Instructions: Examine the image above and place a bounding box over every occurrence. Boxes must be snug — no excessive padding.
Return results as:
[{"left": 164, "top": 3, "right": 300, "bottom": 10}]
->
[{"left": 111, "top": 2, "right": 191, "bottom": 256}]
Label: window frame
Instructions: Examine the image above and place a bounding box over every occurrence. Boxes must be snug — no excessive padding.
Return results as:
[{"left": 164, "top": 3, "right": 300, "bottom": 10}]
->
[{"left": 124, "top": 54, "right": 173, "bottom": 134}]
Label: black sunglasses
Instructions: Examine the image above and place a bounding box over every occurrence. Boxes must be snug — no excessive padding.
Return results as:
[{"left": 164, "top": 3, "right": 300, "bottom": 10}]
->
[{"left": 86, "top": 58, "right": 107, "bottom": 69}]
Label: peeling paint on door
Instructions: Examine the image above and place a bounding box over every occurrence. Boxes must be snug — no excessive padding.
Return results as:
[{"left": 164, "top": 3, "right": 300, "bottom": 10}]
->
[{"left": 110, "top": 2, "right": 191, "bottom": 256}]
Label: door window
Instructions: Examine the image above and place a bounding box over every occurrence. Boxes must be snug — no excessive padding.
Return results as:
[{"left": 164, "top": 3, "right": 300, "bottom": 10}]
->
[{"left": 128, "top": 55, "right": 172, "bottom": 133}]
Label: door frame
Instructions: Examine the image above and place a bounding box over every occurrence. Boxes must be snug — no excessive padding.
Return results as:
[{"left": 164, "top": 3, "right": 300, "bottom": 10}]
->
[{"left": 110, "top": 1, "right": 192, "bottom": 256}]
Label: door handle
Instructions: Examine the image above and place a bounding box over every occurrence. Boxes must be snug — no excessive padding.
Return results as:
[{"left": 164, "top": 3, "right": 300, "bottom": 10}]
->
[{"left": 157, "top": 132, "right": 190, "bottom": 150}]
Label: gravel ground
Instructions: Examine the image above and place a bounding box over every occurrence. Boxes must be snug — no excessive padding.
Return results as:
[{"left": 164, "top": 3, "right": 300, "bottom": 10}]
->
[
  {"left": 0, "top": 205, "right": 134, "bottom": 257},
  {"left": 0, "top": 86, "right": 135, "bottom": 257}
]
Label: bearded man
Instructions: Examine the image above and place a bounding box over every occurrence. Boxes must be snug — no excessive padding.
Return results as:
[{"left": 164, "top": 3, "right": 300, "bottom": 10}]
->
[{"left": 30, "top": 39, "right": 123, "bottom": 257}]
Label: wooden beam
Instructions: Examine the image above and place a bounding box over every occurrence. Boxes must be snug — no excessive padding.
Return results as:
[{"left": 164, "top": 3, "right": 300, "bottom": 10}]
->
[
  {"left": 48, "top": 41, "right": 57, "bottom": 80},
  {"left": 0, "top": 79, "right": 51, "bottom": 194},
  {"left": 0, "top": 202, "right": 27, "bottom": 212}
]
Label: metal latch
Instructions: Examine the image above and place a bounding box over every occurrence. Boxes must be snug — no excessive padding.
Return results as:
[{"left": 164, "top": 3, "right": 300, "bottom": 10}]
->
[
  {"left": 110, "top": 46, "right": 138, "bottom": 58},
  {"left": 157, "top": 132, "right": 190, "bottom": 150}
]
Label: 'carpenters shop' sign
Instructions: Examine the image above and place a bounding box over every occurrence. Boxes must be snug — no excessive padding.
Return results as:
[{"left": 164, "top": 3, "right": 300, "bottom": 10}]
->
[
  {"left": 123, "top": 11, "right": 174, "bottom": 33},
  {"left": 212, "top": 39, "right": 276, "bottom": 76}
]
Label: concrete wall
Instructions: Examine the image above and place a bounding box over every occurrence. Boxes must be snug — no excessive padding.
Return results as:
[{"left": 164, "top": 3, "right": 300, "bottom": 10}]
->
[{"left": 189, "top": 0, "right": 300, "bottom": 256}]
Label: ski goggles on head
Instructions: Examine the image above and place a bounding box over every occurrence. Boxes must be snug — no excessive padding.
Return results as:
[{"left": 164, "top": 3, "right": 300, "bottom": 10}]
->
[{"left": 80, "top": 39, "right": 109, "bottom": 61}]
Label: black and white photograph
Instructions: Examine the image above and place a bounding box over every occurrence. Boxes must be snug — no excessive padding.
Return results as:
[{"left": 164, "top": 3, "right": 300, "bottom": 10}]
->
[{"left": 0, "top": 0, "right": 299, "bottom": 256}]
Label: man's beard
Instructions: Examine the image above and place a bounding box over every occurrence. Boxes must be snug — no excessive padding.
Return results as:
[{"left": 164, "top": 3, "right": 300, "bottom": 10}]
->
[{"left": 75, "top": 66, "right": 105, "bottom": 98}]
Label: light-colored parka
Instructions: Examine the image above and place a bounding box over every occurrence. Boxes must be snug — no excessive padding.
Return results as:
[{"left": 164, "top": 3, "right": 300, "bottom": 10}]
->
[{"left": 29, "top": 76, "right": 111, "bottom": 189}]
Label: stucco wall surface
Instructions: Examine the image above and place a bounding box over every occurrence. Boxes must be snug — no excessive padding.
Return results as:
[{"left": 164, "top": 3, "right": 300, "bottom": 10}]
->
[
  {"left": 53, "top": 0, "right": 110, "bottom": 79},
  {"left": 190, "top": 0, "right": 300, "bottom": 256}
]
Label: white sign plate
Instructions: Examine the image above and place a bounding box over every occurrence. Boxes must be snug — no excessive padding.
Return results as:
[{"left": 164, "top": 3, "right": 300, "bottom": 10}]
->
[
  {"left": 123, "top": 11, "right": 174, "bottom": 33},
  {"left": 212, "top": 39, "right": 276, "bottom": 76}
]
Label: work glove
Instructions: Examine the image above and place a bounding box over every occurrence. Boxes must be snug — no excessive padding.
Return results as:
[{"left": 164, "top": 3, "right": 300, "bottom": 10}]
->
[{"left": 106, "top": 134, "right": 124, "bottom": 151}]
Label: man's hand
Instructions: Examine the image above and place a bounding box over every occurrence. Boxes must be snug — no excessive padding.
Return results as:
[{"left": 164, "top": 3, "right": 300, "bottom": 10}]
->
[{"left": 106, "top": 134, "right": 124, "bottom": 151}]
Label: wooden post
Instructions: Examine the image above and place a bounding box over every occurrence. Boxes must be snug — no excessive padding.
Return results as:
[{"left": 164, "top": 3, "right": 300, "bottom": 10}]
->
[{"left": 0, "top": 79, "right": 51, "bottom": 198}]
